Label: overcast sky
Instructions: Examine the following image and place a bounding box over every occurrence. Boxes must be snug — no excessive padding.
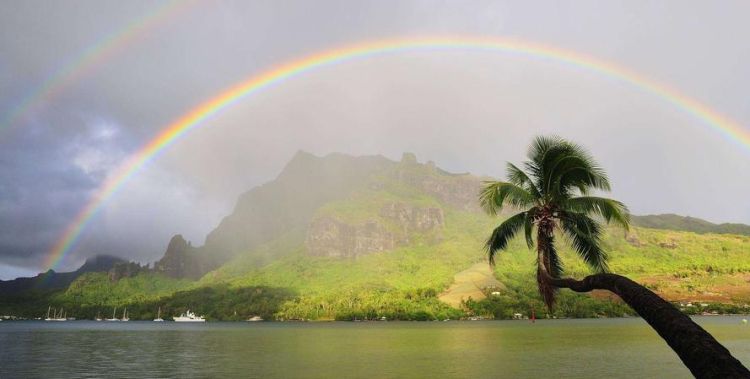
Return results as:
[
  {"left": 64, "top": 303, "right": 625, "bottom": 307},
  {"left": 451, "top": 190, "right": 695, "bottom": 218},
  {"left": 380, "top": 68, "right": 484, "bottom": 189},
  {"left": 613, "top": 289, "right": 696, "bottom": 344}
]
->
[{"left": 1, "top": 0, "right": 749, "bottom": 278}]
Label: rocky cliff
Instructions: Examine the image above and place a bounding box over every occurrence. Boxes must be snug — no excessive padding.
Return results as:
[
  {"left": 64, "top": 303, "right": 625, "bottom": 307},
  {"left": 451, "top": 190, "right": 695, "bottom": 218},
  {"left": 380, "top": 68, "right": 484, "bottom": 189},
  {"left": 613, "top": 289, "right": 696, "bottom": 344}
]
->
[
  {"left": 391, "top": 153, "right": 483, "bottom": 212},
  {"left": 153, "top": 235, "right": 211, "bottom": 279},
  {"left": 305, "top": 202, "right": 445, "bottom": 258}
]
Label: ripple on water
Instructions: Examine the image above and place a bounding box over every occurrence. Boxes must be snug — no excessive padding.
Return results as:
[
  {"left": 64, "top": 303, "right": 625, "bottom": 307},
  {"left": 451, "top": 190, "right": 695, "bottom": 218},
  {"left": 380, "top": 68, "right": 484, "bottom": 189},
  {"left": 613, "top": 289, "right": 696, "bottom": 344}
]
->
[{"left": 0, "top": 317, "right": 748, "bottom": 378}]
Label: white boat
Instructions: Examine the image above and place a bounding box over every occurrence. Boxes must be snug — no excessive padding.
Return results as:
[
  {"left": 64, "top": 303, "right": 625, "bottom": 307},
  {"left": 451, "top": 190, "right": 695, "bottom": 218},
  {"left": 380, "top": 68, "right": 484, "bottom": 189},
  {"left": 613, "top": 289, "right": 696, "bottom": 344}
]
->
[
  {"left": 173, "top": 310, "right": 205, "bottom": 322},
  {"left": 95, "top": 311, "right": 102, "bottom": 321},
  {"left": 121, "top": 308, "right": 129, "bottom": 322},
  {"left": 153, "top": 307, "right": 164, "bottom": 322},
  {"left": 246, "top": 315, "right": 263, "bottom": 322},
  {"left": 105, "top": 307, "right": 119, "bottom": 322}
]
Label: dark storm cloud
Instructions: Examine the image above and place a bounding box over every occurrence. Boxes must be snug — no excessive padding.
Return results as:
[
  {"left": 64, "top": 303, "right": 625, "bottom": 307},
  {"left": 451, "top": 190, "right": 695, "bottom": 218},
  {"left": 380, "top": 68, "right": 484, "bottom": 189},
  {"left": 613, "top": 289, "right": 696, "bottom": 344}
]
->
[
  {"left": 0, "top": 0, "right": 749, "bottom": 278},
  {"left": 0, "top": 128, "right": 93, "bottom": 265}
]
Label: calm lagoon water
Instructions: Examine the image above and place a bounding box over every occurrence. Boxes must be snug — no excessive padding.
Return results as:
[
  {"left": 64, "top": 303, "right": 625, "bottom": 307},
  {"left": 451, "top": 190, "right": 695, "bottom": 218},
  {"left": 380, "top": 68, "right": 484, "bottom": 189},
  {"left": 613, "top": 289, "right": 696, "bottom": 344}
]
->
[{"left": 1, "top": 316, "right": 748, "bottom": 378}]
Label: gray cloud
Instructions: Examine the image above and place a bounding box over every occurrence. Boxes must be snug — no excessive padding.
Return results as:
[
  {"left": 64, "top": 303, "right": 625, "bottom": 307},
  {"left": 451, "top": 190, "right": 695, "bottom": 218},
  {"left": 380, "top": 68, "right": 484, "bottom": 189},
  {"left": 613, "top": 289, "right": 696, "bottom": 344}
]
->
[{"left": 0, "top": 0, "right": 748, "bottom": 278}]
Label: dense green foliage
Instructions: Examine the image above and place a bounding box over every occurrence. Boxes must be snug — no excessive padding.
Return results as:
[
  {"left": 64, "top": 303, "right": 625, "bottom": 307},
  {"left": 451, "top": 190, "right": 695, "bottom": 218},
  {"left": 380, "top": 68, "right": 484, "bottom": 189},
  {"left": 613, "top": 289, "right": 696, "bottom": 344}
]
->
[{"left": 4, "top": 221, "right": 749, "bottom": 320}]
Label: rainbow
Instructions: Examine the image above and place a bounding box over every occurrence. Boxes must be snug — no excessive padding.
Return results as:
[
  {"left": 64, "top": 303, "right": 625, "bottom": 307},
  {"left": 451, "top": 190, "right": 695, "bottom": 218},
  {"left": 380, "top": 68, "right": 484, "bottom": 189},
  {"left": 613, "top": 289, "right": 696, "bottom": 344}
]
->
[
  {"left": 44, "top": 36, "right": 750, "bottom": 270},
  {"left": 0, "top": 0, "right": 198, "bottom": 133}
]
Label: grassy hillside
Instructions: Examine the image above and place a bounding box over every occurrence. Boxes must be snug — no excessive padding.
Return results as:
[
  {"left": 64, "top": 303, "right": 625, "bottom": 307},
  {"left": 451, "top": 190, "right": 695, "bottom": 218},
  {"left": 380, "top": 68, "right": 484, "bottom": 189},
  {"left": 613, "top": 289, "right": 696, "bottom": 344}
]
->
[
  {"left": 193, "top": 204, "right": 750, "bottom": 320},
  {"left": 13, "top": 226, "right": 750, "bottom": 321},
  {"left": 5, "top": 153, "right": 750, "bottom": 321}
]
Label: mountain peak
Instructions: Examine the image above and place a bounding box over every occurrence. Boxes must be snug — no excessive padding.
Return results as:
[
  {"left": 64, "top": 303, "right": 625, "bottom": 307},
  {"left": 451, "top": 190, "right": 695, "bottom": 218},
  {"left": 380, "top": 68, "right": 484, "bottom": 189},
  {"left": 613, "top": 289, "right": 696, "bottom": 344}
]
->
[
  {"left": 401, "top": 152, "right": 418, "bottom": 164},
  {"left": 77, "top": 255, "right": 127, "bottom": 273}
]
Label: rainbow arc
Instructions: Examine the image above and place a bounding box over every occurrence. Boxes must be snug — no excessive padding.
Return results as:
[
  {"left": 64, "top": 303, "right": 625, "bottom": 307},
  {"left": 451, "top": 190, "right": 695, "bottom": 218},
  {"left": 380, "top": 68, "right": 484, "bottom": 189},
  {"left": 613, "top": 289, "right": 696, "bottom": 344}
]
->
[{"left": 44, "top": 36, "right": 750, "bottom": 270}]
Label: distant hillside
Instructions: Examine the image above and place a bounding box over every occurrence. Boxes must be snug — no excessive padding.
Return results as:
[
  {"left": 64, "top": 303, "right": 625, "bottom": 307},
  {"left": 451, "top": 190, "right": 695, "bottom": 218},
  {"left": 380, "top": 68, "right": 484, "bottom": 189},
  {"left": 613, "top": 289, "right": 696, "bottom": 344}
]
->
[
  {"left": 632, "top": 214, "right": 750, "bottom": 236},
  {"left": 0, "top": 255, "right": 125, "bottom": 295}
]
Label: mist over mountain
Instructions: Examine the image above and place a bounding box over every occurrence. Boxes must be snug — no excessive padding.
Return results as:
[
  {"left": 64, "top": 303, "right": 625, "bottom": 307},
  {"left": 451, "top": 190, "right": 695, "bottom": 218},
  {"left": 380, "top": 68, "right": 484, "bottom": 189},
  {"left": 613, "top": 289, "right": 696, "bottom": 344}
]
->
[
  {"left": 153, "top": 151, "right": 397, "bottom": 278},
  {"left": 2, "top": 151, "right": 750, "bottom": 321},
  {"left": 151, "top": 151, "right": 489, "bottom": 279}
]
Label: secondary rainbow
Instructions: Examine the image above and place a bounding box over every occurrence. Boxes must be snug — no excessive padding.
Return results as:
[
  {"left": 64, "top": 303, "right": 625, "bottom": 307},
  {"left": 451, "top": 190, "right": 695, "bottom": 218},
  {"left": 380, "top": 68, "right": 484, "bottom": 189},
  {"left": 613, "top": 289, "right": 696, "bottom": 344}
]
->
[
  {"left": 0, "top": 0, "right": 198, "bottom": 133},
  {"left": 44, "top": 36, "right": 750, "bottom": 270}
]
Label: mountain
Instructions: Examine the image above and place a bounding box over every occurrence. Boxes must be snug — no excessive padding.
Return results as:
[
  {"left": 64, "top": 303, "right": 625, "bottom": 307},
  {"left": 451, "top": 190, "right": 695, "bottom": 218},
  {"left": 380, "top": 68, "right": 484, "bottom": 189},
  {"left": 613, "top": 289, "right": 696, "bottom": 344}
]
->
[
  {"left": 3, "top": 152, "right": 750, "bottom": 321},
  {"left": 0, "top": 255, "right": 125, "bottom": 295},
  {"left": 154, "top": 151, "right": 483, "bottom": 279},
  {"left": 632, "top": 214, "right": 750, "bottom": 236}
]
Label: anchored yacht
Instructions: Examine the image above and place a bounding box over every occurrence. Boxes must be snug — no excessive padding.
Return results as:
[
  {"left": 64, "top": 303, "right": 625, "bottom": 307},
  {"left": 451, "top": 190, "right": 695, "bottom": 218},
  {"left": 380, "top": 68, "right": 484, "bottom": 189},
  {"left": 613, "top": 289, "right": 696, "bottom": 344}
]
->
[{"left": 173, "top": 310, "right": 205, "bottom": 322}]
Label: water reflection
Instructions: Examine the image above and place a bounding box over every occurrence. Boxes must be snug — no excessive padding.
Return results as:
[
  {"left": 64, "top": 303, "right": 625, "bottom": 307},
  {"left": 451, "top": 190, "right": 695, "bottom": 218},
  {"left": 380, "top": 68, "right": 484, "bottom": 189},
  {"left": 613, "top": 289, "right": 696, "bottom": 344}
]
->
[{"left": 0, "top": 317, "right": 747, "bottom": 378}]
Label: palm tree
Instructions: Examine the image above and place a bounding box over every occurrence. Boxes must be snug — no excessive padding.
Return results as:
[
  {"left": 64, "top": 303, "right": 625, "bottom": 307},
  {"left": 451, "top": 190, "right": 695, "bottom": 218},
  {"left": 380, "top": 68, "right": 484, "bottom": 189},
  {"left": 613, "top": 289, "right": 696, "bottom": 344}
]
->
[
  {"left": 480, "top": 135, "right": 628, "bottom": 309},
  {"left": 481, "top": 136, "right": 749, "bottom": 378}
]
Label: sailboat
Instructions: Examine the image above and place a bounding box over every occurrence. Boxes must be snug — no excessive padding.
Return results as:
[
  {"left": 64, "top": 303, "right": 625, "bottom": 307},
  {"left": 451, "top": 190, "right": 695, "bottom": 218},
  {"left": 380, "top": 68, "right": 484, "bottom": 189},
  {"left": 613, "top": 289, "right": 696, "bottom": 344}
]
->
[
  {"left": 153, "top": 307, "right": 164, "bottom": 322},
  {"left": 45, "top": 306, "right": 66, "bottom": 321},
  {"left": 121, "top": 308, "right": 129, "bottom": 322},
  {"left": 95, "top": 311, "right": 102, "bottom": 321},
  {"left": 105, "top": 307, "right": 119, "bottom": 322}
]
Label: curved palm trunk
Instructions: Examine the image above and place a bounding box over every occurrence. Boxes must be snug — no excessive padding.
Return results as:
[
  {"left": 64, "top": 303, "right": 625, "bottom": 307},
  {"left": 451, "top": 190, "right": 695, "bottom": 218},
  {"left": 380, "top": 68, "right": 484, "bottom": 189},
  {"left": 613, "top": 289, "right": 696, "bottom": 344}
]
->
[{"left": 546, "top": 273, "right": 750, "bottom": 378}]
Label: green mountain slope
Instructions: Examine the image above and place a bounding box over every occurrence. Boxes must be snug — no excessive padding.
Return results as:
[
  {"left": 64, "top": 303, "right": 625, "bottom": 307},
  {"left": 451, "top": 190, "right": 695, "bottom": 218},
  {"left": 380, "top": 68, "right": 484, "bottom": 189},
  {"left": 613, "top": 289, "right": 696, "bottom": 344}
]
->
[
  {"left": 192, "top": 153, "right": 750, "bottom": 319},
  {"left": 4, "top": 152, "right": 750, "bottom": 320},
  {"left": 153, "top": 151, "right": 396, "bottom": 278}
]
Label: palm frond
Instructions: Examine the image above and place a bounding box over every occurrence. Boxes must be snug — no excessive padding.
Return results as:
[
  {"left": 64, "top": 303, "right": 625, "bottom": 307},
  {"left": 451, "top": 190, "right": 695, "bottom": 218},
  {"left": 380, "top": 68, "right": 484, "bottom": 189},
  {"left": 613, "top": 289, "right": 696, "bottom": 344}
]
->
[
  {"left": 528, "top": 135, "right": 567, "bottom": 195},
  {"left": 479, "top": 181, "right": 535, "bottom": 216},
  {"left": 555, "top": 163, "right": 611, "bottom": 194},
  {"left": 564, "top": 196, "right": 630, "bottom": 229},
  {"left": 506, "top": 162, "right": 541, "bottom": 198},
  {"left": 547, "top": 144, "right": 611, "bottom": 195},
  {"left": 560, "top": 212, "right": 609, "bottom": 273},
  {"left": 528, "top": 135, "right": 565, "bottom": 167},
  {"left": 486, "top": 211, "right": 527, "bottom": 265}
]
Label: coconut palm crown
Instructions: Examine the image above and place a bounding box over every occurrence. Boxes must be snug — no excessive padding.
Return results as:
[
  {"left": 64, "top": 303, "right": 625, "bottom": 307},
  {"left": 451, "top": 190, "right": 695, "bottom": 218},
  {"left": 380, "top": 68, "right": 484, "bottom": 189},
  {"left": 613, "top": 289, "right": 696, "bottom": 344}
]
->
[{"left": 480, "top": 136, "right": 630, "bottom": 309}]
